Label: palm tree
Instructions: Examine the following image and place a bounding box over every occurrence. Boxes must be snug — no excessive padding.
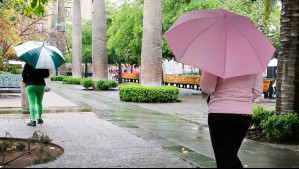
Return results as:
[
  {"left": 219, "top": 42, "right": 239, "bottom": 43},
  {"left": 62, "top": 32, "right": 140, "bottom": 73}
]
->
[
  {"left": 72, "top": 0, "right": 83, "bottom": 78},
  {"left": 140, "top": 0, "right": 163, "bottom": 87},
  {"left": 57, "top": 0, "right": 66, "bottom": 57},
  {"left": 276, "top": 0, "right": 299, "bottom": 114},
  {"left": 92, "top": 0, "right": 108, "bottom": 81},
  {"left": 49, "top": 0, "right": 66, "bottom": 76}
]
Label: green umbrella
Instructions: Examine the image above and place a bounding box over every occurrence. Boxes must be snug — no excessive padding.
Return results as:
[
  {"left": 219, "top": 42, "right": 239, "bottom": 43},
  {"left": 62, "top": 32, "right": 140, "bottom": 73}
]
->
[{"left": 14, "top": 41, "right": 66, "bottom": 69}]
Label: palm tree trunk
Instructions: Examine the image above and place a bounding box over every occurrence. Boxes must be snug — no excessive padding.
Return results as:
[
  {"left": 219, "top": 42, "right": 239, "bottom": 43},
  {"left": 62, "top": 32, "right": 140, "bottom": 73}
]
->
[
  {"left": 21, "top": 83, "right": 29, "bottom": 114},
  {"left": 140, "top": 0, "right": 163, "bottom": 87},
  {"left": 72, "top": 0, "right": 83, "bottom": 78},
  {"left": 49, "top": 0, "right": 66, "bottom": 76},
  {"left": 92, "top": 0, "right": 108, "bottom": 81},
  {"left": 276, "top": 0, "right": 299, "bottom": 114},
  {"left": 57, "top": 0, "right": 66, "bottom": 57}
]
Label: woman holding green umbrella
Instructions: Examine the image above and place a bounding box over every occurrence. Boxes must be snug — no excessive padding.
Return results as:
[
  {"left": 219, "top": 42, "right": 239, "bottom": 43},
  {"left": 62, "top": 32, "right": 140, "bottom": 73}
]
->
[
  {"left": 14, "top": 41, "right": 66, "bottom": 126},
  {"left": 22, "top": 63, "right": 50, "bottom": 126}
]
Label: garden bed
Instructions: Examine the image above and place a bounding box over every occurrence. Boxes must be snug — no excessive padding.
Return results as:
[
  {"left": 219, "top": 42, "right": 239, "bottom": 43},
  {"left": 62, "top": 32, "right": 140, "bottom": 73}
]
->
[{"left": 0, "top": 136, "right": 64, "bottom": 168}]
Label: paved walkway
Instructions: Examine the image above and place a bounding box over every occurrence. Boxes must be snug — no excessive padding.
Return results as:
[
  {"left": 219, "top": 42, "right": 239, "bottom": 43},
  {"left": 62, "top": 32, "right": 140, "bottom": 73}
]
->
[{"left": 0, "top": 80, "right": 298, "bottom": 168}]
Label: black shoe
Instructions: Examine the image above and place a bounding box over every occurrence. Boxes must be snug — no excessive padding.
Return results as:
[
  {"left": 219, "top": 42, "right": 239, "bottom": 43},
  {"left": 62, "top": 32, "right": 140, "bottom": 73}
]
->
[
  {"left": 27, "top": 120, "right": 36, "bottom": 127},
  {"left": 37, "top": 119, "right": 43, "bottom": 124}
]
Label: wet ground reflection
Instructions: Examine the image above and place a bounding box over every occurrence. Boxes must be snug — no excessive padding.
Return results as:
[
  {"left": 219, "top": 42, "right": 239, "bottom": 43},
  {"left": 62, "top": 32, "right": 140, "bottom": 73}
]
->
[{"left": 0, "top": 107, "right": 92, "bottom": 115}]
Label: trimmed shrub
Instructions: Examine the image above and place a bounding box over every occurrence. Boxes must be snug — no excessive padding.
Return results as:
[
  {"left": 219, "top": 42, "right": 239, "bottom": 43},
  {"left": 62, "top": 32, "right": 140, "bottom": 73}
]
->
[
  {"left": 106, "top": 80, "right": 118, "bottom": 89},
  {"left": 251, "top": 106, "right": 275, "bottom": 129},
  {"left": 81, "top": 78, "right": 94, "bottom": 89},
  {"left": 261, "top": 113, "right": 299, "bottom": 142},
  {"left": 63, "top": 77, "right": 82, "bottom": 85},
  {"left": 95, "top": 80, "right": 118, "bottom": 90},
  {"left": 119, "top": 84, "right": 179, "bottom": 103},
  {"left": 50, "top": 76, "right": 67, "bottom": 81}
]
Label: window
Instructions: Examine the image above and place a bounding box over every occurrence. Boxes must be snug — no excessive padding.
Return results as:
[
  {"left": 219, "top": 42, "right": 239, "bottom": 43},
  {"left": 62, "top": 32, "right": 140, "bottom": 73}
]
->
[
  {"left": 35, "top": 24, "right": 43, "bottom": 33},
  {"left": 65, "top": 7, "right": 71, "bottom": 19}
]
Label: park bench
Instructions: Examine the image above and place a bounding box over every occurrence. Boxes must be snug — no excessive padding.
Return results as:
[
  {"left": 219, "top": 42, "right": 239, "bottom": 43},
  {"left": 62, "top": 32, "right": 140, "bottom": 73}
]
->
[
  {"left": 163, "top": 75, "right": 201, "bottom": 90},
  {"left": 122, "top": 73, "right": 139, "bottom": 82},
  {"left": 0, "top": 74, "right": 22, "bottom": 96}
]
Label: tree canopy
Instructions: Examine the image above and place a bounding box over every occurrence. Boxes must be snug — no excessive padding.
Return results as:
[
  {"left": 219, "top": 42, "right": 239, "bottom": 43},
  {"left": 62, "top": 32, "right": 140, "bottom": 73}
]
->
[
  {"left": 0, "top": 0, "right": 49, "bottom": 60},
  {"left": 106, "top": 0, "right": 280, "bottom": 64}
]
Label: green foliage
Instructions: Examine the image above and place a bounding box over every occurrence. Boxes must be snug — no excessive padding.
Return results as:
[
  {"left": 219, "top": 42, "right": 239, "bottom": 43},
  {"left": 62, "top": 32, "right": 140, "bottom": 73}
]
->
[
  {"left": 82, "top": 21, "right": 92, "bottom": 64},
  {"left": 106, "top": 80, "right": 118, "bottom": 88},
  {"left": 0, "top": 141, "right": 12, "bottom": 155},
  {"left": 250, "top": 106, "right": 299, "bottom": 143},
  {"left": 0, "top": 71, "right": 10, "bottom": 74},
  {"left": 38, "top": 155, "right": 56, "bottom": 164},
  {"left": 65, "top": 21, "right": 92, "bottom": 64},
  {"left": 65, "top": 23, "right": 72, "bottom": 63},
  {"left": 50, "top": 75, "right": 67, "bottom": 81},
  {"left": 106, "top": 0, "right": 280, "bottom": 64},
  {"left": 21, "top": 0, "right": 52, "bottom": 18},
  {"left": 107, "top": 2, "right": 143, "bottom": 65},
  {"left": 37, "top": 134, "right": 52, "bottom": 145},
  {"left": 119, "top": 84, "right": 179, "bottom": 103},
  {"left": 16, "top": 142, "right": 26, "bottom": 152},
  {"left": 219, "top": 0, "right": 281, "bottom": 49},
  {"left": 163, "top": 0, "right": 221, "bottom": 59},
  {"left": 251, "top": 106, "right": 275, "bottom": 129},
  {"left": 96, "top": 80, "right": 118, "bottom": 90},
  {"left": 62, "top": 77, "right": 82, "bottom": 85},
  {"left": 261, "top": 113, "right": 299, "bottom": 142},
  {"left": 0, "top": 56, "right": 3, "bottom": 70},
  {"left": 1, "top": 65, "right": 22, "bottom": 74},
  {"left": 81, "top": 78, "right": 94, "bottom": 89}
]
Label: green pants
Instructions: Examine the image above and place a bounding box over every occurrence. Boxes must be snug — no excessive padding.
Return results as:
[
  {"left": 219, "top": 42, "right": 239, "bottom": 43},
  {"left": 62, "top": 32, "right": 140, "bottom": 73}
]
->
[{"left": 26, "top": 85, "right": 45, "bottom": 121}]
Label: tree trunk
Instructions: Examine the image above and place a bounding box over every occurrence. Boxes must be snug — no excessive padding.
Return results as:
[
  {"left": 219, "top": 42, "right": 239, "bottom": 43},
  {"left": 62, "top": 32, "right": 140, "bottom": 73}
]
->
[
  {"left": 84, "top": 62, "right": 88, "bottom": 78},
  {"left": 57, "top": 0, "right": 66, "bottom": 56},
  {"left": 140, "top": 0, "right": 163, "bottom": 87},
  {"left": 49, "top": 0, "right": 66, "bottom": 76},
  {"left": 21, "top": 83, "right": 29, "bottom": 114},
  {"left": 118, "top": 63, "right": 122, "bottom": 84},
  {"left": 276, "top": 0, "right": 299, "bottom": 114},
  {"left": 72, "top": 0, "right": 83, "bottom": 78},
  {"left": 92, "top": 0, "right": 108, "bottom": 81}
]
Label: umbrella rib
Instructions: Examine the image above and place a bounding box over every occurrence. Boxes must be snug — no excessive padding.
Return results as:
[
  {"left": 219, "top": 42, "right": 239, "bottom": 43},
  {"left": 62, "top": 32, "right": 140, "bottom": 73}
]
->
[
  {"left": 165, "top": 17, "right": 219, "bottom": 36},
  {"left": 228, "top": 20, "right": 263, "bottom": 69},
  {"left": 224, "top": 19, "right": 227, "bottom": 78},
  {"left": 178, "top": 19, "right": 223, "bottom": 61}
]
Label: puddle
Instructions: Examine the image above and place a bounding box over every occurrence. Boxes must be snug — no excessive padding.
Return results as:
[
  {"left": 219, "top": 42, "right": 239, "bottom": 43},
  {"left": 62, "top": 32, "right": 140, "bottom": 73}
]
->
[{"left": 163, "top": 145, "right": 195, "bottom": 154}]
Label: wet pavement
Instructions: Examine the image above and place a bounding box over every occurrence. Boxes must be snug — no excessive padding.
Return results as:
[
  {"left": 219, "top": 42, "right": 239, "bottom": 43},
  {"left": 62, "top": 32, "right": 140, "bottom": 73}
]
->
[{"left": 0, "top": 80, "right": 298, "bottom": 168}]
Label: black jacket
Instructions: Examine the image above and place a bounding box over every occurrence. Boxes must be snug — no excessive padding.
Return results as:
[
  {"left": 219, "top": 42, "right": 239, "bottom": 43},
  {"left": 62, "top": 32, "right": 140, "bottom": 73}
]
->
[{"left": 22, "top": 64, "right": 50, "bottom": 87}]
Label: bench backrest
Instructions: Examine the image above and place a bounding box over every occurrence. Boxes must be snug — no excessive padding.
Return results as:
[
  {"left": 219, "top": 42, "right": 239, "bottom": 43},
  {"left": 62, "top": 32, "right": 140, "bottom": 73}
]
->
[
  {"left": 0, "top": 74, "right": 22, "bottom": 88},
  {"left": 163, "top": 75, "right": 201, "bottom": 85},
  {"left": 122, "top": 73, "right": 139, "bottom": 80}
]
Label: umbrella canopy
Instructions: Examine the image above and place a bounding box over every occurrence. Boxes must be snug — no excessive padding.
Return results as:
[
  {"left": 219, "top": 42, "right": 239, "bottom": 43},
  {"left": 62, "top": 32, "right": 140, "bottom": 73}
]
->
[
  {"left": 164, "top": 9, "right": 276, "bottom": 79},
  {"left": 268, "top": 58, "right": 277, "bottom": 67},
  {"left": 13, "top": 41, "right": 66, "bottom": 70}
]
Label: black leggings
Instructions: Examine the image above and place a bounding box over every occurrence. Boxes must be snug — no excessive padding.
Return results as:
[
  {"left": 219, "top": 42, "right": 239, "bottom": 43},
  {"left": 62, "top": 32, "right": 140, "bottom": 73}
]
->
[{"left": 208, "top": 113, "right": 252, "bottom": 168}]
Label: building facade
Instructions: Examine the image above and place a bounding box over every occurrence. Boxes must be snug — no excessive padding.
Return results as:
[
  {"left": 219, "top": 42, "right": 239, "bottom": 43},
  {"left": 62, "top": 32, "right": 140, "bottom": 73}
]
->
[{"left": 65, "top": 0, "right": 93, "bottom": 21}]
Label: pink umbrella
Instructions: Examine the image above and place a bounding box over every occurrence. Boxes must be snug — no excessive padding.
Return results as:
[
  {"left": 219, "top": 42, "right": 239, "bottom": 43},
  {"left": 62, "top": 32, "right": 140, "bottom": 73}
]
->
[{"left": 163, "top": 8, "right": 276, "bottom": 79}]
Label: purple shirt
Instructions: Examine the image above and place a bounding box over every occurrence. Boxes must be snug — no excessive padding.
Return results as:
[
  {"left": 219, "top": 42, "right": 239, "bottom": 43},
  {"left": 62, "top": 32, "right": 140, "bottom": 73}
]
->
[{"left": 200, "top": 71, "right": 263, "bottom": 115}]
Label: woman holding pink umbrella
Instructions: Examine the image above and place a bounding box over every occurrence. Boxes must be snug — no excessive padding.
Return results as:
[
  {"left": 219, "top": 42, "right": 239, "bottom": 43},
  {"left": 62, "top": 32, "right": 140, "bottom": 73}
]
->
[
  {"left": 164, "top": 8, "right": 275, "bottom": 168},
  {"left": 201, "top": 71, "right": 263, "bottom": 168}
]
